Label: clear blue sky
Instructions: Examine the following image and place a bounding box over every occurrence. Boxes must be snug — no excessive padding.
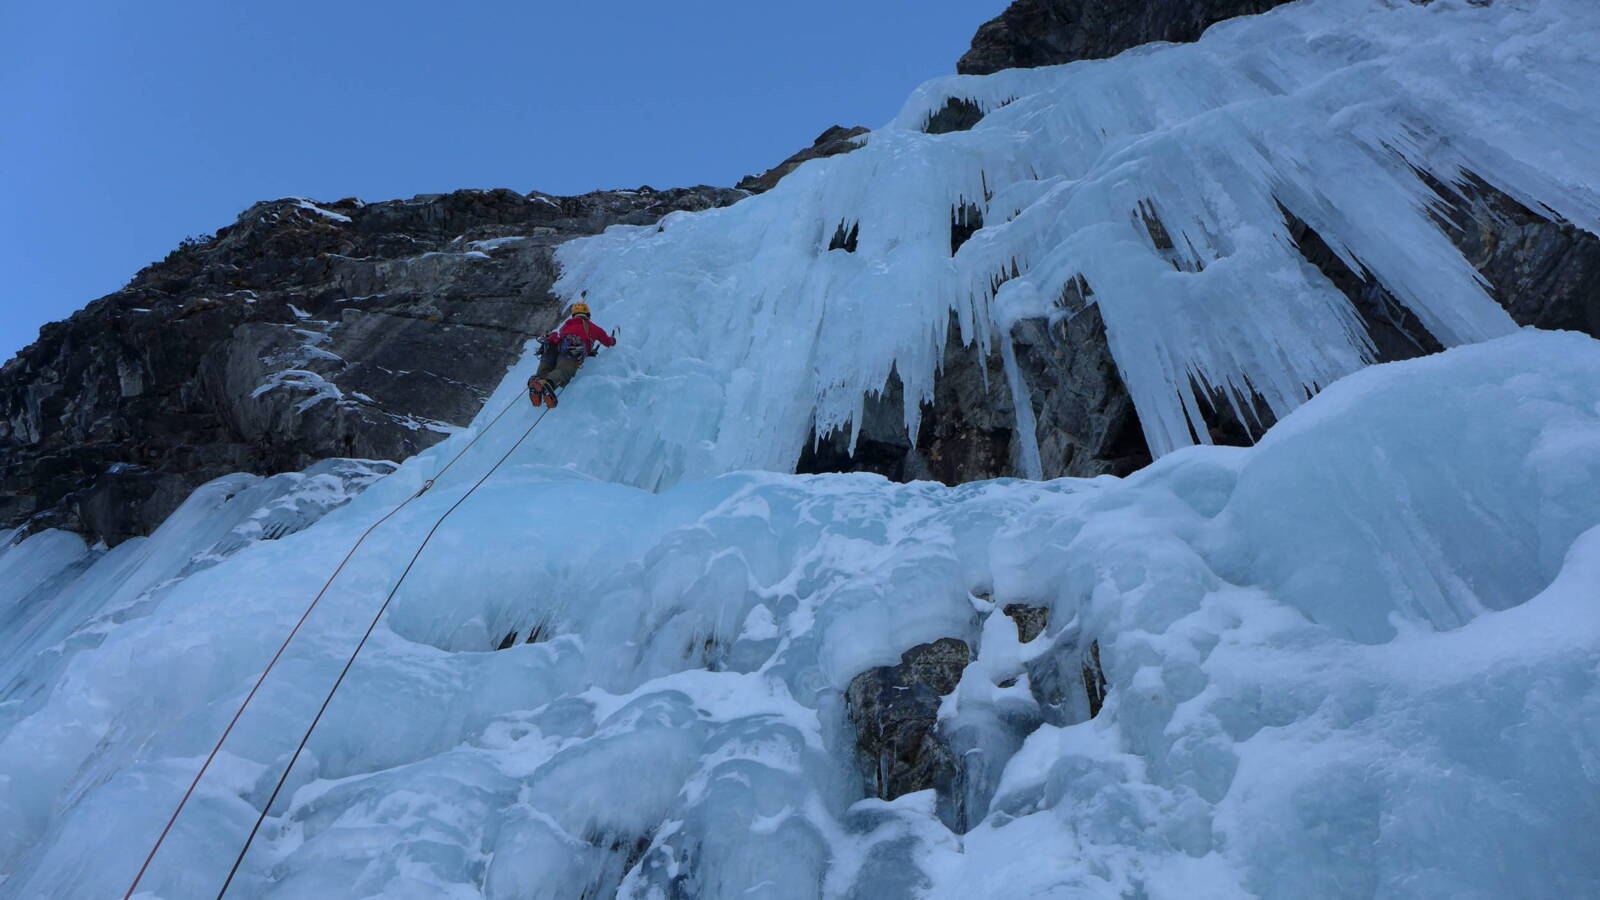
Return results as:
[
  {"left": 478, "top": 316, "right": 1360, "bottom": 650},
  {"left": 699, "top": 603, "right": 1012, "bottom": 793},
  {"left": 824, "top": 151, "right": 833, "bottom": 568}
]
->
[{"left": 0, "top": 1, "right": 1006, "bottom": 363}]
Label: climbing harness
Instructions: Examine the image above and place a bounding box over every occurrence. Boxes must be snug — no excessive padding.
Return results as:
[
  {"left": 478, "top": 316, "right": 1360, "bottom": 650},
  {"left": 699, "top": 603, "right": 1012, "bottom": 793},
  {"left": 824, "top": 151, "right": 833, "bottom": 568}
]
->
[{"left": 123, "top": 385, "right": 563, "bottom": 899}]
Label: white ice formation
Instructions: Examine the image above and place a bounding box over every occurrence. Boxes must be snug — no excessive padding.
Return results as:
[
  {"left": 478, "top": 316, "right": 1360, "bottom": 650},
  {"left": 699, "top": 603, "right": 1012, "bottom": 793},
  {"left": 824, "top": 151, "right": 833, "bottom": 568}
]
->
[
  {"left": 3, "top": 0, "right": 1600, "bottom": 897},
  {"left": 554, "top": 0, "right": 1598, "bottom": 473}
]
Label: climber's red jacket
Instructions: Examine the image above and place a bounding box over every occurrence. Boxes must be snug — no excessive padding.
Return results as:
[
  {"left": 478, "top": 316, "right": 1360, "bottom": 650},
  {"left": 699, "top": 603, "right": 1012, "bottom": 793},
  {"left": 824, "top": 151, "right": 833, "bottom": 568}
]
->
[{"left": 546, "top": 317, "right": 616, "bottom": 354}]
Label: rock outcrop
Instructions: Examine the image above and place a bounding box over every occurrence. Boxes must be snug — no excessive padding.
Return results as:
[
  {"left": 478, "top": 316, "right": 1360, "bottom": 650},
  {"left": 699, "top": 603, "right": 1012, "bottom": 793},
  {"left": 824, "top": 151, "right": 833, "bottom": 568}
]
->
[
  {"left": 1433, "top": 177, "right": 1600, "bottom": 339},
  {"left": 798, "top": 304, "right": 1150, "bottom": 484},
  {"left": 841, "top": 607, "right": 1113, "bottom": 834},
  {"left": 736, "top": 126, "right": 870, "bottom": 194},
  {"left": 844, "top": 638, "right": 970, "bottom": 805},
  {"left": 956, "top": 0, "right": 1292, "bottom": 76},
  {"left": 0, "top": 186, "right": 744, "bottom": 545}
]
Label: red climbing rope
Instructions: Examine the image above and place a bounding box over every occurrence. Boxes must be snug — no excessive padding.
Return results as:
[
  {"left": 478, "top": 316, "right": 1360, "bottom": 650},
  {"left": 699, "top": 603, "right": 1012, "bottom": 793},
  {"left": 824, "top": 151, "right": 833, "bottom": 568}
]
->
[{"left": 123, "top": 392, "right": 536, "bottom": 899}]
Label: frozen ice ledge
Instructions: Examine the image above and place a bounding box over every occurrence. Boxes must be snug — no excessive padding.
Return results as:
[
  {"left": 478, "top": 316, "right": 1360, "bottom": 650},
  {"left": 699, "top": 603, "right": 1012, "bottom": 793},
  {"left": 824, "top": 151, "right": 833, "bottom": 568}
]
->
[{"left": 3, "top": 328, "right": 1599, "bottom": 898}]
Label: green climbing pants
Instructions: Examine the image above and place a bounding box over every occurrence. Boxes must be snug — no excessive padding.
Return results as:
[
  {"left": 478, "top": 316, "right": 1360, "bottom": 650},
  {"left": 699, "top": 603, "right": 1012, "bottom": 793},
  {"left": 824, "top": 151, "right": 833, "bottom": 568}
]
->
[{"left": 535, "top": 349, "right": 582, "bottom": 389}]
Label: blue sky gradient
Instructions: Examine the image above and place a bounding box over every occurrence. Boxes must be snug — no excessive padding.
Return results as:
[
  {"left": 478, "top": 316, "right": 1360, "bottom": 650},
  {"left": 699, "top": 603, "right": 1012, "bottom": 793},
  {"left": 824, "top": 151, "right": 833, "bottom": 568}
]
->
[{"left": 1, "top": 1, "right": 1006, "bottom": 362}]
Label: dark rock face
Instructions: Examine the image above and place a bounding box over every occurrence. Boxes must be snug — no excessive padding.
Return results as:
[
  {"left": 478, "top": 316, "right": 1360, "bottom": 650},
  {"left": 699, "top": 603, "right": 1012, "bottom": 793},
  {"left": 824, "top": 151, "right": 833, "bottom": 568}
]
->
[
  {"left": 1002, "top": 603, "right": 1049, "bottom": 644},
  {"left": 841, "top": 608, "right": 1112, "bottom": 834},
  {"left": 1287, "top": 174, "right": 1600, "bottom": 361},
  {"left": 800, "top": 307, "right": 1152, "bottom": 485},
  {"left": 950, "top": 203, "right": 984, "bottom": 256},
  {"left": 737, "top": 126, "right": 870, "bottom": 194},
  {"left": 999, "top": 602, "right": 1105, "bottom": 723},
  {"left": 923, "top": 98, "right": 987, "bottom": 136},
  {"left": 1286, "top": 210, "right": 1446, "bottom": 366},
  {"left": 1436, "top": 176, "right": 1600, "bottom": 338},
  {"left": 1114, "top": 176, "right": 1600, "bottom": 453},
  {"left": 0, "top": 186, "right": 744, "bottom": 545},
  {"left": 956, "top": 0, "right": 1291, "bottom": 76},
  {"left": 1026, "top": 640, "right": 1104, "bottom": 729},
  {"left": 829, "top": 220, "right": 861, "bottom": 254},
  {"left": 1081, "top": 640, "right": 1107, "bottom": 719},
  {"left": 844, "top": 638, "right": 970, "bottom": 804}
]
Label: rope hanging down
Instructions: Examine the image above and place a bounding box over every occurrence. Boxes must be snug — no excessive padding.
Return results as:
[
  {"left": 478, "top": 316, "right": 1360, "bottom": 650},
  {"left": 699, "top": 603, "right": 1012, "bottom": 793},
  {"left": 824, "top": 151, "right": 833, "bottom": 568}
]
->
[
  {"left": 123, "top": 390, "right": 552, "bottom": 900},
  {"left": 214, "top": 399, "right": 557, "bottom": 897}
]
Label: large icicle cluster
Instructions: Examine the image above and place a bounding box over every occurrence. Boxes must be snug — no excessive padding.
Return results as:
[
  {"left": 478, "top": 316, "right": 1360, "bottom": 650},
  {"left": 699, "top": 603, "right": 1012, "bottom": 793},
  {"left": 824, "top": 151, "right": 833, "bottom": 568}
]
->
[
  {"left": 550, "top": 0, "right": 1597, "bottom": 478},
  {"left": 4, "top": 0, "right": 1600, "bottom": 897}
]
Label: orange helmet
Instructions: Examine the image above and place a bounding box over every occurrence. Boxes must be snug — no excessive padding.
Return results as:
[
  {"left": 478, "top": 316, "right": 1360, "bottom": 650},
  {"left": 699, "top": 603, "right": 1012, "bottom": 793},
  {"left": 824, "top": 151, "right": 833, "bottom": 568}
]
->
[{"left": 570, "top": 301, "right": 591, "bottom": 318}]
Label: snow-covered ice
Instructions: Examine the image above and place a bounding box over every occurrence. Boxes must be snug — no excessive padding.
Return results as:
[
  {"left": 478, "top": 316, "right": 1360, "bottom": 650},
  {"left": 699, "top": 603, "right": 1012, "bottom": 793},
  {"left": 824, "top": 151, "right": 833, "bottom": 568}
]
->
[
  {"left": 3, "top": 330, "right": 1598, "bottom": 898},
  {"left": 251, "top": 369, "right": 345, "bottom": 412},
  {"left": 467, "top": 237, "right": 531, "bottom": 254},
  {"left": 554, "top": 0, "right": 1597, "bottom": 476},
  {"left": 290, "top": 199, "right": 353, "bottom": 225},
  {"left": 3, "top": 0, "right": 1600, "bottom": 896}
]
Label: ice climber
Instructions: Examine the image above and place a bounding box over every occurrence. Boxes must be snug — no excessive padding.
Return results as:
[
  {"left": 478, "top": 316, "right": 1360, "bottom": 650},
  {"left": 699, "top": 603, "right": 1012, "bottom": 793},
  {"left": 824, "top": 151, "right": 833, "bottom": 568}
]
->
[{"left": 526, "top": 300, "right": 616, "bottom": 408}]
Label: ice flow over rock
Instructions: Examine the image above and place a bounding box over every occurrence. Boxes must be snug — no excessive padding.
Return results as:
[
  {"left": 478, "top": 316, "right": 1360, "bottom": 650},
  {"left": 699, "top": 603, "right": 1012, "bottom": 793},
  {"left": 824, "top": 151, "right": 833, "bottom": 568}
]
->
[
  {"left": 5, "top": 328, "right": 1600, "bottom": 898},
  {"left": 552, "top": 0, "right": 1598, "bottom": 473},
  {"left": 3, "top": 0, "right": 1600, "bottom": 896}
]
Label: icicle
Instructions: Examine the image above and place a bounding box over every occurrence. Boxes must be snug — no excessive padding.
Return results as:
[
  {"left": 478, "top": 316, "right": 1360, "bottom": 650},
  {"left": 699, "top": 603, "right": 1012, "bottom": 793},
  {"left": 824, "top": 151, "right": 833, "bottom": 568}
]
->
[{"left": 998, "top": 337, "right": 1044, "bottom": 480}]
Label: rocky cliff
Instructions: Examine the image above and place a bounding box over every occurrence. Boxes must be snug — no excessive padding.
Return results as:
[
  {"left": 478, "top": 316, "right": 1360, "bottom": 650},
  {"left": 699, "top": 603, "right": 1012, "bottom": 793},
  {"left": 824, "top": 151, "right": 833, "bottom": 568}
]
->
[
  {"left": 0, "top": 187, "right": 742, "bottom": 545},
  {"left": 736, "top": 126, "right": 870, "bottom": 194},
  {"left": 957, "top": 0, "right": 1293, "bottom": 75}
]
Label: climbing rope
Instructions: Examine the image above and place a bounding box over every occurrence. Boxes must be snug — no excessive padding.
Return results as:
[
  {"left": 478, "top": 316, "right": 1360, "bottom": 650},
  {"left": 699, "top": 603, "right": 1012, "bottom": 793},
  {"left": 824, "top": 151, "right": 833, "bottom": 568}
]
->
[
  {"left": 123, "top": 389, "right": 552, "bottom": 900},
  {"left": 214, "top": 396, "right": 558, "bottom": 896}
]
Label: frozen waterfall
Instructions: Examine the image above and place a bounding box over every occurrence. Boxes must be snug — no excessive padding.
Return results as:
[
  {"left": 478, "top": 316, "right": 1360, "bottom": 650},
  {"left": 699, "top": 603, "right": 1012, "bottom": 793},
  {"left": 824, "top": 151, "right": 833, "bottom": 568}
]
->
[{"left": 4, "top": 0, "right": 1600, "bottom": 897}]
